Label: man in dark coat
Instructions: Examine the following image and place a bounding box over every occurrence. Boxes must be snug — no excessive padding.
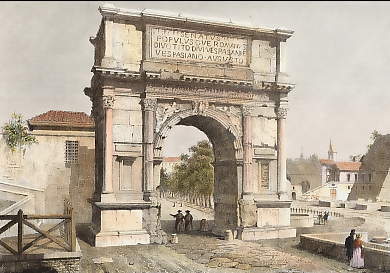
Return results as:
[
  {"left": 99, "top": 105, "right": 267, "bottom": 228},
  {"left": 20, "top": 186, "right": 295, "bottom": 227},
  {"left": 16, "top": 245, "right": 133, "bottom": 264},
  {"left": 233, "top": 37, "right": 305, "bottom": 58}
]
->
[
  {"left": 344, "top": 229, "right": 356, "bottom": 261},
  {"left": 184, "top": 210, "right": 193, "bottom": 232},
  {"left": 323, "top": 211, "right": 329, "bottom": 224},
  {"left": 170, "top": 210, "right": 185, "bottom": 233}
]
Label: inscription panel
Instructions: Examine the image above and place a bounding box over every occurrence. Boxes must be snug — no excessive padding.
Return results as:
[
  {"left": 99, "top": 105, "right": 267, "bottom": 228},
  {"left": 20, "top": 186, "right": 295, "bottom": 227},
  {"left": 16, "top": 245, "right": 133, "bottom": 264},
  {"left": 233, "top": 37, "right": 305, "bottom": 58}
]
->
[{"left": 147, "top": 25, "right": 249, "bottom": 66}]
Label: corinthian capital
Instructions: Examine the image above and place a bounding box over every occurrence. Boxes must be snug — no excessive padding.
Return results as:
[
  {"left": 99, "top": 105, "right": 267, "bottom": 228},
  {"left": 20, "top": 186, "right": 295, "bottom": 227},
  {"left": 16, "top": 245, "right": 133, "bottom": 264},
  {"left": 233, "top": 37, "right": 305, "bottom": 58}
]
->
[
  {"left": 276, "top": 107, "right": 288, "bottom": 119},
  {"left": 242, "top": 105, "right": 253, "bottom": 117},
  {"left": 142, "top": 98, "right": 157, "bottom": 111},
  {"left": 102, "top": 95, "right": 115, "bottom": 109}
]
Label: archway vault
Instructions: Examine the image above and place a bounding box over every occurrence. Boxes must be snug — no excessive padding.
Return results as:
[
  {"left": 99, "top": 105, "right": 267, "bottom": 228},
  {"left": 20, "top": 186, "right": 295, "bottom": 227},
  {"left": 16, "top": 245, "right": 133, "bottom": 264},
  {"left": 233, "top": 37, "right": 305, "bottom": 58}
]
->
[
  {"left": 154, "top": 105, "right": 243, "bottom": 232},
  {"left": 154, "top": 107, "right": 243, "bottom": 160}
]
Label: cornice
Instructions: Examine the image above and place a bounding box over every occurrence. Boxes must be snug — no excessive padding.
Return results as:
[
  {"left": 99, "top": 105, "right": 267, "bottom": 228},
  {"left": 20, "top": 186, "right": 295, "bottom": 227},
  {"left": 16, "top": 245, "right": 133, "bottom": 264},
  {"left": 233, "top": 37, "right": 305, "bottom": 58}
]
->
[{"left": 98, "top": 3, "right": 294, "bottom": 41}]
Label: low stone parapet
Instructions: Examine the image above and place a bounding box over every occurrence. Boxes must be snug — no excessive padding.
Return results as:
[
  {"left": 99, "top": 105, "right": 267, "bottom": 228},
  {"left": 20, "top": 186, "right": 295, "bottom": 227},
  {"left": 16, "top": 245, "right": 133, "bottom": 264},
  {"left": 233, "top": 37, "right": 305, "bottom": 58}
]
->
[
  {"left": 354, "top": 203, "right": 368, "bottom": 210},
  {"left": 318, "top": 200, "right": 336, "bottom": 208},
  {"left": 381, "top": 206, "right": 390, "bottom": 212},
  {"left": 290, "top": 214, "right": 314, "bottom": 228},
  {"left": 345, "top": 202, "right": 357, "bottom": 209},
  {"left": 300, "top": 233, "right": 390, "bottom": 272}
]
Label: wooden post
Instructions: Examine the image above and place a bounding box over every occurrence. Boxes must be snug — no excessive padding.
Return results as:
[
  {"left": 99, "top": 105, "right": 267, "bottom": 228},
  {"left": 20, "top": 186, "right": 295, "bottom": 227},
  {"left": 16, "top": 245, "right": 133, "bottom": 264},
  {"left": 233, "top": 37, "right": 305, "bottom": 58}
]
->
[
  {"left": 17, "top": 209, "right": 23, "bottom": 255},
  {"left": 70, "top": 207, "right": 76, "bottom": 251}
]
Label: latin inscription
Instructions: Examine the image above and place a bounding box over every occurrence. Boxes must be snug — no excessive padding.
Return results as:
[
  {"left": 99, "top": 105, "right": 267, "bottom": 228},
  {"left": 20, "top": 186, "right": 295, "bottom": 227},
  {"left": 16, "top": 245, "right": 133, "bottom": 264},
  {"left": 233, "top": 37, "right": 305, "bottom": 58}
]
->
[
  {"left": 149, "top": 26, "right": 249, "bottom": 66},
  {"left": 260, "top": 162, "right": 270, "bottom": 190}
]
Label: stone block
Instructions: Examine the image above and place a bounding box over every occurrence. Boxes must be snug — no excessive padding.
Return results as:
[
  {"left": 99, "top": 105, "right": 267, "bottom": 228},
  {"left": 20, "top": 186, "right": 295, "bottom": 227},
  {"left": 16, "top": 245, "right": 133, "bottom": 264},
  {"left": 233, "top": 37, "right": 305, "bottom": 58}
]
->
[
  {"left": 239, "top": 200, "right": 257, "bottom": 227},
  {"left": 101, "top": 209, "right": 143, "bottom": 231},
  {"left": 113, "top": 125, "right": 133, "bottom": 142},
  {"left": 257, "top": 208, "right": 278, "bottom": 227},
  {"left": 94, "top": 230, "right": 150, "bottom": 247},
  {"left": 114, "top": 96, "right": 141, "bottom": 111},
  {"left": 129, "top": 110, "right": 143, "bottom": 126},
  {"left": 113, "top": 110, "right": 130, "bottom": 125},
  {"left": 131, "top": 125, "right": 143, "bottom": 143}
]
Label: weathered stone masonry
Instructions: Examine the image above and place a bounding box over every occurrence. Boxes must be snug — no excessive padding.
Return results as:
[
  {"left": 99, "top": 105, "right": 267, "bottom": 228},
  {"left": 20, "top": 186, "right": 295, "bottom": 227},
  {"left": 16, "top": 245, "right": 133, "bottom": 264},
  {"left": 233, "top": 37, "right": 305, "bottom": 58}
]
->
[{"left": 84, "top": 3, "right": 296, "bottom": 246}]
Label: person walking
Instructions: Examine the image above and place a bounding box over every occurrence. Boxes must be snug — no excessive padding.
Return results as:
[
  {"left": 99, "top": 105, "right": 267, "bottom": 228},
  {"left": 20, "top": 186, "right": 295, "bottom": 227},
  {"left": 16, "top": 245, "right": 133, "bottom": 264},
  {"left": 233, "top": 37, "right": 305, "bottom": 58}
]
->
[
  {"left": 344, "top": 229, "right": 356, "bottom": 262},
  {"left": 350, "top": 234, "right": 364, "bottom": 269},
  {"left": 318, "top": 212, "right": 323, "bottom": 225},
  {"left": 323, "top": 211, "right": 329, "bottom": 224},
  {"left": 184, "top": 210, "right": 193, "bottom": 232},
  {"left": 170, "top": 210, "right": 185, "bottom": 233}
]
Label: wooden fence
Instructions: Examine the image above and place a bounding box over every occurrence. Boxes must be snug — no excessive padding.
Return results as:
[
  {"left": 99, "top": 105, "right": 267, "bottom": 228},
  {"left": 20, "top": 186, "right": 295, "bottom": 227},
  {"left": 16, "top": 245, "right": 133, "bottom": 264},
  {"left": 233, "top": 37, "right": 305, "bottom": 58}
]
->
[{"left": 0, "top": 199, "right": 75, "bottom": 255}]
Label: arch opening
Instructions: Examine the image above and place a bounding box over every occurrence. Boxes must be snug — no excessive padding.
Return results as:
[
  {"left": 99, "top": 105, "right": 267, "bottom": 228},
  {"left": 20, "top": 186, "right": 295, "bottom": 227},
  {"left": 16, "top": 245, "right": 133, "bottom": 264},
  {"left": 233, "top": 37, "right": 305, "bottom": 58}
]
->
[{"left": 158, "top": 113, "right": 240, "bottom": 234}]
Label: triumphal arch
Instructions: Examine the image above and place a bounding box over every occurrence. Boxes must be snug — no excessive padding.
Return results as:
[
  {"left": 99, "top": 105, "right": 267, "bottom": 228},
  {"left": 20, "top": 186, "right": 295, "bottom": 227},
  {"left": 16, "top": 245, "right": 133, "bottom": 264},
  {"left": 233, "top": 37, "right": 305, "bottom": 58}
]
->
[{"left": 84, "top": 3, "right": 296, "bottom": 246}]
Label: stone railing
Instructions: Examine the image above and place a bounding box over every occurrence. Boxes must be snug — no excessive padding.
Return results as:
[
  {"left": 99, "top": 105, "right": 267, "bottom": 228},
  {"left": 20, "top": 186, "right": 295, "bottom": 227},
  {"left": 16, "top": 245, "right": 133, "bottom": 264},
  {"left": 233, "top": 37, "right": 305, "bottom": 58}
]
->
[{"left": 290, "top": 207, "right": 343, "bottom": 218}]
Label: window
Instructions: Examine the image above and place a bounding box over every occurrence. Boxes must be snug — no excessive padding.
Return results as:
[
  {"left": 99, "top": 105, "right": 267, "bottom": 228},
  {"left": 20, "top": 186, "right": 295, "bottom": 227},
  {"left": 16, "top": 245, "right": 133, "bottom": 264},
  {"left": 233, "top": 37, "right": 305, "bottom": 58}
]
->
[
  {"left": 347, "top": 174, "right": 350, "bottom": 182},
  {"left": 65, "top": 140, "right": 79, "bottom": 164},
  {"left": 348, "top": 186, "right": 351, "bottom": 189},
  {"left": 369, "top": 173, "right": 372, "bottom": 182},
  {"left": 354, "top": 174, "right": 358, "bottom": 181}
]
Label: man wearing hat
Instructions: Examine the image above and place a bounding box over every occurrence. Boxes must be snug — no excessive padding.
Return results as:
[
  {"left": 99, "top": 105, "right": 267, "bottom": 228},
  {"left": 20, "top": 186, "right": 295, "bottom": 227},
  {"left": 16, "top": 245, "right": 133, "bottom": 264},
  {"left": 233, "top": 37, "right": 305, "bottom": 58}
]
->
[
  {"left": 170, "top": 210, "right": 185, "bottom": 233},
  {"left": 184, "top": 210, "right": 193, "bottom": 232},
  {"left": 344, "top": 229, "right": 356, "bottom": 262}
]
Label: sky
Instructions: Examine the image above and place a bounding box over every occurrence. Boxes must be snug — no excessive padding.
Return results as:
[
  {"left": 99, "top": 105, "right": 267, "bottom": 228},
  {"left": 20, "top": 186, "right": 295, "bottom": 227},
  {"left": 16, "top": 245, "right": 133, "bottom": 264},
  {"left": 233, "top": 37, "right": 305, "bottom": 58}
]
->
[{"left": 1, "top": 1, "right": 390, "bottom": 160}]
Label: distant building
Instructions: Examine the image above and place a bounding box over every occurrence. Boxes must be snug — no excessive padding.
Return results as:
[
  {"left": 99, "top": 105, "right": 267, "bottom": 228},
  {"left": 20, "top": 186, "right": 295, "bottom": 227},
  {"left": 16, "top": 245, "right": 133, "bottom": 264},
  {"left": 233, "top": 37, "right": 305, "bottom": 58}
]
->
[
  {"left": 161, "top": 156, "right": 182, "bottom": 174},
  {"left": 300, "top": 140, "right": 360, "bottom": 201},
  {"left": 0, "top": 110, "right": 95, "bottom": 224},
  {"left": 286, "top": 156, "right": 321, "bottom": 200},
  {"left": 348, "top": 134, "right": 390, "bottom": 202}
]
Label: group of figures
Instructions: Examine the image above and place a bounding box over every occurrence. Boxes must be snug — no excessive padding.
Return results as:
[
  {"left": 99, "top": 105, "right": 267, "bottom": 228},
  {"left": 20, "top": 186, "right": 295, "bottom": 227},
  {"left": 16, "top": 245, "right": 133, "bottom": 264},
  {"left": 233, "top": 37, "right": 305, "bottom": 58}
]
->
[
  {"left": 170, "top": 210, "right": 193, "bottom": 233},
  {"left": 345, "top": 229, "right": 365, "bottom": 269},
  {"left": 317, "top": 211, "right": 330, "bottom": 225}
]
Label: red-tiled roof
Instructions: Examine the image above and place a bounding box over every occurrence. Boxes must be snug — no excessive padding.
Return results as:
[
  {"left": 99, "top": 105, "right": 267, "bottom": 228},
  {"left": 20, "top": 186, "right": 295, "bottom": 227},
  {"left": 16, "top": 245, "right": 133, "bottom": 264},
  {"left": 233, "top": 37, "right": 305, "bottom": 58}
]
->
[
  {"left": 163, "top": 157, "right": 181, "bottom": 162},
  {"left": 28, "top": 110, "right": 94, "bottom": 129},
  {"left": 334, "top": 162, "right": 361, "bottom": 171},
  {"left": 319, "top": 159, "right": 334, "bottom": 165}
]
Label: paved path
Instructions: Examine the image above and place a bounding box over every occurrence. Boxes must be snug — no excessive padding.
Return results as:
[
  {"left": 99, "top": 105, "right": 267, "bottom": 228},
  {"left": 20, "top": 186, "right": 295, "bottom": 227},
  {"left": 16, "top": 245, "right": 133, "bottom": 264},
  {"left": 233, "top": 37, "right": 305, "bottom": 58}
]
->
[
  {"left": 77, "top": 198, "right": 375, "bottom": 273},
  {"left": 160, "top": 197, "right": 214, "bottom": 221}
]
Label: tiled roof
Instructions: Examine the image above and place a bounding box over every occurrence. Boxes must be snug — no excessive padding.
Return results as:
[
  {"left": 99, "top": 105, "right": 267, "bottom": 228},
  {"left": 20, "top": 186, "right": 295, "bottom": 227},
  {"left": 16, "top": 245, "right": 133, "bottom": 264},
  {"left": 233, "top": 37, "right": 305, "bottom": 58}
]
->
[
  {"left": 28, "top": 110, "right": 94, "bottom": 129},
  {"left": 319, "top": 159, "right": 334, "bottom": 166},
  {"left": 163, "top": 157, "right": 181, "bottom": 162},
  {"left": 334, "top": 162, "right": 361, "bottom": 171}
]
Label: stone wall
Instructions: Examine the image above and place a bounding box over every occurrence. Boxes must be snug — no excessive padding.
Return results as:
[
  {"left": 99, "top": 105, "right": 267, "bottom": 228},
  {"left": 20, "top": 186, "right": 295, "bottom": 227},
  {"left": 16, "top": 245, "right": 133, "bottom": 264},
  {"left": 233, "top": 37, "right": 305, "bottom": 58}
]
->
[
  {"left": 0, "top": 130, "right": 95, "bottom": 225},
  {"left": 0, "top": 252, "right": 81, "bottom": 273},
  {"left": 300, "top": 233, "right": 390, "bottom": 272}
]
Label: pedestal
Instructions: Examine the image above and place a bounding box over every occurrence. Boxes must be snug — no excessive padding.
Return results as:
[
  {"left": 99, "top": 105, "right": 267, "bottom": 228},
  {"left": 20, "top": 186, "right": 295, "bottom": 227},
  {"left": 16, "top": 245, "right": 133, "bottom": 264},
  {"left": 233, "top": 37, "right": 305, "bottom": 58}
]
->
[
  {"left": 90, "top": 202, "right": 152, "bottom": 247},
  {"left": 238, "top": 226, "right": 296, "bottom": 241},
  {"left": 238, "top": 200, "right": 296, "bottom": 240}
]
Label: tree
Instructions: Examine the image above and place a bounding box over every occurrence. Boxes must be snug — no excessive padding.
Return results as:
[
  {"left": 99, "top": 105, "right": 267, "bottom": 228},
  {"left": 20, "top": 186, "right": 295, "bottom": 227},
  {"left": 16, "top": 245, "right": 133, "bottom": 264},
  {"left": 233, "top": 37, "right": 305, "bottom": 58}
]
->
[
  {"left": 159, "top": 167, "right": 170, "bottom": 197},
  {"left": 2, "top": 113, "right": 37, "bottom": 152},
  {"left": 163, "top": 140, "right": 214, "bottom": 207},
  {"left": 367, "top": 130, "right": 382, "bottom": 151}
]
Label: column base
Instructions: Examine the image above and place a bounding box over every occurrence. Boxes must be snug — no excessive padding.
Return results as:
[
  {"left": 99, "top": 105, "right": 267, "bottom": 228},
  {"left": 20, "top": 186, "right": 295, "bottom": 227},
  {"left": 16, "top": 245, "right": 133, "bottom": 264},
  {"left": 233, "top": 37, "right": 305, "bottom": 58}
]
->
[
  {"left": 238, "top": 226, "right": 296, "bottom": 241},
  {"left": 92, "top": 229, "right": 150, "bottom": 247}
]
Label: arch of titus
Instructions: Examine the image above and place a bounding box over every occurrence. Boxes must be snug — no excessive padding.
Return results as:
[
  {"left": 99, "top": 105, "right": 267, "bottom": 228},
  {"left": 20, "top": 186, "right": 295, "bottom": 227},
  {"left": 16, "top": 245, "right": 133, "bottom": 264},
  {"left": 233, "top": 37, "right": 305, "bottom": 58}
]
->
[{"left": 84, "top": 4, "right": 296, "bottom": 247}]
